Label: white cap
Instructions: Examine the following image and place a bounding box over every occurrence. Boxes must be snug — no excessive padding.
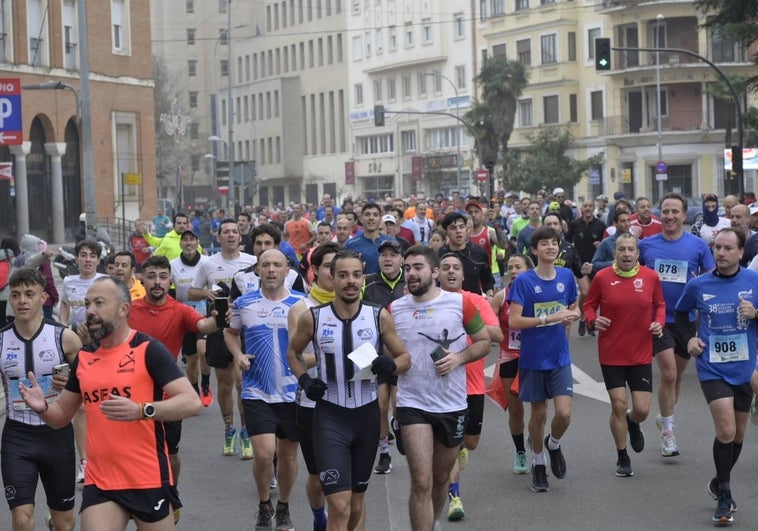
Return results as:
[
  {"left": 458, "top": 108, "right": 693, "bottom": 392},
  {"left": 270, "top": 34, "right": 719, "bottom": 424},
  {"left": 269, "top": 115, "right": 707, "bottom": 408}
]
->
[
  {"left": 552, "top": 187, "right": 565, "bottom": 196},
  {"left": 381, "top": 214, "right": 396, "bottom": 224},
  {"left": 749, "top": 203, "right": 758, "bottom": 216}
]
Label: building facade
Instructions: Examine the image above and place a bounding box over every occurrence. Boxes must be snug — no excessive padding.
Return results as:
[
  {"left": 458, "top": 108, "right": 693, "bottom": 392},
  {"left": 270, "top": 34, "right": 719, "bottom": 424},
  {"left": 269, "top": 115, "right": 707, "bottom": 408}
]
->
[
  {"left": 0, "top": 0, "right": 156, "bottom": 243},
  {"left": 477, "top": 0, "right": 756, "bottom": 203}
]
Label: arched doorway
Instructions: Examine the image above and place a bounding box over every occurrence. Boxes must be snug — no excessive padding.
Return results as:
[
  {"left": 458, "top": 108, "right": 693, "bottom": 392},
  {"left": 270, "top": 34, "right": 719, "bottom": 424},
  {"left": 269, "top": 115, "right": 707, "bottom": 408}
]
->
[
  {"left": 62, "top": 119, "right": 82, "bottom": 241},
  {"left": 0, "top": 145, "right": 12, "bottom": 238},
  {"left": 27, "top": 116, "right": 53, "bottom": 241}
]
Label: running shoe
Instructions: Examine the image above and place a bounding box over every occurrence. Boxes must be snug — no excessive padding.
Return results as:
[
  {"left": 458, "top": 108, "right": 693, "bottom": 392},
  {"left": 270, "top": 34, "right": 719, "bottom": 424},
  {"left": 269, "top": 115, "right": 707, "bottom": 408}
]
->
[
  {"left": 201, "top": 386, "right": 214, "bottom": 407},
  {"left": 223, "top": 427, "right": 238, "bottom": 456},
  {"left": 615, "top": 455, "right": 633, "bottom": 477},
  {"left": 447, "top": 494, "right": 465, "bottom": 521},
  {"left": 626, "top": 410, "right": 645, "bottom": 453},
  {"left": 707, "top": 478, "right": 737, "bottom": 512},
  {"left": 46, "top": 514, "right": 53, "bottom": 530},
  {"left": 77, "top": 459, "right": 87, "bottom": 483},
  {"left": 240, "top": 428, "right": 254, "bottom": 460},
  {"left": 270, "top": 472, "right": 279, "bottom": 490},
  {"left": 255, "top": 502, "right": 275, "bottom": 531},
  {"left": 275, "top": 504, "right": 294, "bottom": 531},
  {"left": 712, "top": 492, "right": 735, "bottom": 525},
  {"left": 655, "top": 415, "right": 680, "bottom": 457},
  {"left": 173, "top": 508, "right": 181, "bottom": 524},
  {"left": 750, "top": 394, "right": 758, "bottom": 425},
  {"left": 391, "top": 417, "right": 405, "bottom": 456},
  {"left": 530, "top": 464, "right": 550, "bottom": 492},
  {"left": 458, "top": 447, "right": 469, "bottom": 471},
  {"left": 374, "top": 452, "right": 392, "bottom": 474},
  {"left": 578, "top": 320, "right": 586, "bottom": 336},
  {"left": 513, "top": 451, "right": 529, "bottom": 474},
  {"left": 544, "top": 436, "right": 566, "bottom": 479}
]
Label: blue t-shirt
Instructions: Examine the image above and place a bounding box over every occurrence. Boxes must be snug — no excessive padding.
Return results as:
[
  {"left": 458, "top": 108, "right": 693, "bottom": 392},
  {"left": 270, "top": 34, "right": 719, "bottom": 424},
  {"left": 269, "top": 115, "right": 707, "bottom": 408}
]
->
[
  {"left": 507, "top": 267, "right": 577, "bottom": 370},
  {"left": 676, "top": 268, "right": 758, "bottom": 385},
  {"left": 344, "top": 233, "right": 391, "bottom": 274},
  {"left": 231, "top": 289, "right": 305, "bottom": 402},
  {"left": 639, "top": 232, "right": 714, "bottom": 322}
]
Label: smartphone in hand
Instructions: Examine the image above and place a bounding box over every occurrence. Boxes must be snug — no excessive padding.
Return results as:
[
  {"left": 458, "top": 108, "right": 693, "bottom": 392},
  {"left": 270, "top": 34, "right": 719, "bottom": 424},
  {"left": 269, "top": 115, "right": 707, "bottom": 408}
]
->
[
  {"left": 214, "top": 298, "right": 229, "bottom": 329},
  {"left": 53, "top": 363, "right": 70, "bottom": 377},
  {"left": 429, "top": 345, "right": 447, "bottom": 363}
]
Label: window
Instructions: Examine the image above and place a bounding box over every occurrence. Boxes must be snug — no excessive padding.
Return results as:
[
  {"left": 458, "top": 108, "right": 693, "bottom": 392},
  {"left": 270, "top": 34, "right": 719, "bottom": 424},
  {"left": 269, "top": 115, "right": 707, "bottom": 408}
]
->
[
  {"left": 219, "top": 28, "right": 228, "bottom": 45},
  {"left": 517, "top": 39, "right": 531, "bottom": 66},
  {"left": 540, "top": 0, "right": 555, "bottom": 4},
  {"left": 389, "top": 26, "right": 397, "bottom": 51},
  {"left": 590, "top": 91, "right": 603, "bottom": 120},
  {"left": 220, "top": 59, "right": 228, "bottom": 76},
  {"left": 189, "top": 122, "right": 199, "bottom": 140},
  {"left": 541, "top": 34, "right": 557, "bottom": 64},
  {"left": 354, "top": 83, "right": 363, "bottom": 105},
  {"left": 417, "top": 73, "right": 427, "bottom": 97},
  {"left": 318, "top": 38, "right": 323, "bottom": 65},
  {"left": 454, "top": 14, "right": 464, "bottom": 39},
  {"left": 375, "top": 28, "right": 383, "bottom": 54},
  {"left": 402, "top": 75, "right": 411, "bottom": 99},
  {"left": 455, "top": 65, "right": 466, "bottom": 90},
  {"left": 401, "top": 130, "right": 417, "bottom": 152},
  {"left": 518, "top": 99, "right": 533, "bottom": 126},
  {"left": 422, "top": 19, "right": 432, "bottom": 44},
  {"left": 188, "top": 60, "right": 197, "bottom": 76},
  {"left": 27, "top": 0, "right": 49, "bottom": 66},
  {"left": 309, "top": 40, "right": 314, "bottom": 67},
  {"left": 191, "top": 154, "right": 200, "bottom": 172},
  {"left": 219, "top": 0, "right": 227, "bottom": 13},
  {"left": 251, "top": 94, "right": 257, "bottom": 120},
  {"left": 189, "top": 91, "right": 198, "bottom": 108},
  {"left": 373, "top": 79, "right": 382, "bottom": 102},
  {"left": 111, "top": 0, "right": 130, "bottom": 54},
  {"left": 425, "top": 126, "right": 464, "bottom": 150},
  {"left": 113, "top": 112, "right": 138, "bottom": 197},
  {"left": 186, "top": 0, "right": 194, "bottom": 13},
  {"left": 387, "top": 77, "right": 396, "bottom": 101},
  {"left": 327, "top": 35, "right": 333, "bottom": 63},
  {"left": 569, "top": 94, "right": 577, "bottom": 122},
  {"left": 492, "top": 43, "right": 506, "bottom": 57},
  {"left": 588, "top": 28, "right": 601, "bottom": 59},
  {"left": 274, "top": 91, "right": 280, "bottom": 117},
  {"left": 243, "top": 96, "right": 249, "bottom": 120},
  {"left": 515, "top": 0, "right": 528, "bottom": 10},
  {"left": 62, "top": 1, "right": 78, "bottom": 69},
  {"left": 245, "top": 55, "right": 251, "bottom": 80},
  {"left": 186, "top": 28, "right": 195, "bottom": 45},
  {"left": 431, "top": 71, "right": 442, "bottom": 93},
  {"left": 352, "top": 35, "right": 362, "bottom": 60},
  {"left": 337, "top": 34, "right": 343, "bottom": 61},
  {"left": 491, "top": 0, "right": 505, "bottom": 15},
  {"left": 405, "top": 23, "right": 414, "bottom": 47},
  {"left": 568, "top": 32, "right": 576, "bottom": 61},
  {"left": 357, "top": 134, "right": 394, "bottom": 155},
  {"left": 365, "top": 31, "right": 371, "bottom": 57},
  {"left": 543, "top": 95, "right": 559, "bottom": 124}
]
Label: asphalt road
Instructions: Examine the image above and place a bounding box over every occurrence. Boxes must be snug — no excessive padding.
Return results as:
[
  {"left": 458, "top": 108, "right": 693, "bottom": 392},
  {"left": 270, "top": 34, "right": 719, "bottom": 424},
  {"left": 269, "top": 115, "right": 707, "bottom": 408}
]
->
[{"left": 3, "top": 326, "right": 757, "bottom": 530}]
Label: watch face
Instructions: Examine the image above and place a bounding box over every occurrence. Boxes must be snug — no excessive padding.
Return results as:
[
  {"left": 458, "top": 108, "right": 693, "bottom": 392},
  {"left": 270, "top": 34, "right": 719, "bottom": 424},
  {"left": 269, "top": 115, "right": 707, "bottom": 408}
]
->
[{"left": 144, "top": 404, "right": 156, "bottom": 417}]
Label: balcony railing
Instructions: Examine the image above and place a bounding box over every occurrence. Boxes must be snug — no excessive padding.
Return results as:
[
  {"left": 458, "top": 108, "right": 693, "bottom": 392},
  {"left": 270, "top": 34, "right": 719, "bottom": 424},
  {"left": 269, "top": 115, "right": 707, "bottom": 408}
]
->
[{"left": 601, "top": 110, "right": 708, "bottom": 136}]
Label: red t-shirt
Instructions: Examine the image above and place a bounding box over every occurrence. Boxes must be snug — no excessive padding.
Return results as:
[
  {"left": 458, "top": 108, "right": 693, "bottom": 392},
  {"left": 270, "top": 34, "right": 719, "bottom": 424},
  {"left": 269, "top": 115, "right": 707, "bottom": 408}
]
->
[
  {"left": 464, "top": 291, "right": 498, "bottom": 395},
  {"left": 583, "top": 266, "right": 666, "bottom": 365},
  {"left": 128, "top": 296, "right": 203, "bottom": 359},
  {"left": 469, "top": 225, "right": 493, "bottom": 263}
]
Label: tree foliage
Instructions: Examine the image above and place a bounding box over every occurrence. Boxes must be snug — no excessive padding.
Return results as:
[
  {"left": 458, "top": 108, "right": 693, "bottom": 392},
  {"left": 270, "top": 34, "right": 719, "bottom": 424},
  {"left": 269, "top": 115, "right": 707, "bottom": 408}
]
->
[{"left": 503, "top": 128, "right": 603, "bottom": 194}]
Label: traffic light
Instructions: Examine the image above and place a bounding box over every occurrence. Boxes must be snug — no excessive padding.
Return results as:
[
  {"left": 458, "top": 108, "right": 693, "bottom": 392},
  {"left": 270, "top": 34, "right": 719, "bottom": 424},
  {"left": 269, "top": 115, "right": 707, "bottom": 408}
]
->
[
  {"left": 595, "top": 38, "right": 611, "bottom": 71},
  {"left": 731, "top": 145, "right": 743, "bottom": 175},
  {"left": 374, "top": 104, "right": 385, "bottom": 127}
]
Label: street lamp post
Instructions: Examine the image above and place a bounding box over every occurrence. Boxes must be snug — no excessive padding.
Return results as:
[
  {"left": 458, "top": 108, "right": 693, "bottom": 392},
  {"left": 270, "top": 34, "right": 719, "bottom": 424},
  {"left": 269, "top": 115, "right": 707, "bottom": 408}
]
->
[
  {"left": 423, "top": 72, "right": 462, "bottom": 195},
  {"left": 656, "top": 14, "right": 664, "bottom": 203}
]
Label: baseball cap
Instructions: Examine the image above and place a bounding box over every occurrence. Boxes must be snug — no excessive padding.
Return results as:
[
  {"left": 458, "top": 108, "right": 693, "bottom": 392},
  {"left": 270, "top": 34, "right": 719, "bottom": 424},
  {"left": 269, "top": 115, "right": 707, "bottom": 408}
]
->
[
  {"left": 181, "top": 229, "right": 199, "bottom": 239},
  {"left": 552, "top": 187, "right": 565, "bottom": 196},
  {"left": 613, "top": 191, "right": 626, "bottom": 200},
  {"left": 596, "top": 194, "right": 608, "bottom": 202},
  {"left": 465, "top": 200, "right": 483, "bottom": 211},
  {"left": 381, "top": 214, "right": 397, "bottom": 224},
  {"left": 749, "top": 203, "right": 758, "bottom": 216},
  {"left": 378, "top": 239, "right": 402, "bottom": 253}
]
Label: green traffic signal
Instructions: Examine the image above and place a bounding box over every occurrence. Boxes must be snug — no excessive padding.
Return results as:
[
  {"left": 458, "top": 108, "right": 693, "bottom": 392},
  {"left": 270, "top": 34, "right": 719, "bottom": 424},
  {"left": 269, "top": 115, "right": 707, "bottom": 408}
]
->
[{"left": 595, "top": 38, "right": 611, "bottom": 71}]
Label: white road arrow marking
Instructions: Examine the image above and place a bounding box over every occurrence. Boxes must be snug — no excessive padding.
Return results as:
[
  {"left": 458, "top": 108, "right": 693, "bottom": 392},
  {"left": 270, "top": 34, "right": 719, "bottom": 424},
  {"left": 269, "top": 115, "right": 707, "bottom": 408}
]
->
[
  {"left": 485, "top": 362, "right": 609, "bottom": 404},
  {"left": 0, "top": 132, "right": 17, "bottom": 143}
]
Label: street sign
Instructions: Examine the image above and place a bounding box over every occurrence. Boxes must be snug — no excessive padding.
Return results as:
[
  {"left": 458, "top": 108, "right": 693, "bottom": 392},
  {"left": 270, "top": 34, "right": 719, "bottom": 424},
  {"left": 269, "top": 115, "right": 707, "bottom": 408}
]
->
[
  {"left": 0, "top": 162, "right": 11, "bottom": 180},
  {"left": 476, "top": 169, "right": 488, "bottom": 182},
  {"left": 655, "top": 160, "right": 668, "bottom": 181},
  {"left": 0, "top": 78, "right": 22, "bottom": 146},
  {"left": 123, "top": 172, "right": 141, "bottom": 185}
]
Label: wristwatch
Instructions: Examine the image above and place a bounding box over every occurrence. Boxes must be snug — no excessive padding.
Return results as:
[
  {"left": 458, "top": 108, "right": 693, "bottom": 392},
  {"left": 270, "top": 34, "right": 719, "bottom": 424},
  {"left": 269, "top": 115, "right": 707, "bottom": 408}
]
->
[
  {"left": 539, "top": 314, "right": 547, "bottom": 326},
  {"left": 141, "top": 403, "right": 157, "bottom": 420}
]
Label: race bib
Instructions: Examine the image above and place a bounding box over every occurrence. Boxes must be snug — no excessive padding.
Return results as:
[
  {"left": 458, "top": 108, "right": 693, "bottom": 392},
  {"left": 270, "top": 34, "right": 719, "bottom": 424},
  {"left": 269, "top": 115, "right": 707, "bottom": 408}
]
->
[
  {"left": 508, "top": 330, "right": 521, "bottom": 350},
  {"left": 534, "top": 302, "right": 564, "bottom": 327},
  {"left": 708, "top": 333, "right": 749, "bottom": 363},
  {"left": 654, "top": 259, "right": 688, "bottom": 283},
  {"left": 9, "top": 375, "right": 57, "bottom": 411}
]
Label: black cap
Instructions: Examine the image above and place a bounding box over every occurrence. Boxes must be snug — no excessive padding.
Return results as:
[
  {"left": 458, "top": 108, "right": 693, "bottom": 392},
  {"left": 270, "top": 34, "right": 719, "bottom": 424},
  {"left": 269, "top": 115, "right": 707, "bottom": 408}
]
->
[
  {"left": 180, "top": 229, "right": 199, "bottom": 239},
  {"left": 378, "top": 239, "right": 402, "bottom": 254}
]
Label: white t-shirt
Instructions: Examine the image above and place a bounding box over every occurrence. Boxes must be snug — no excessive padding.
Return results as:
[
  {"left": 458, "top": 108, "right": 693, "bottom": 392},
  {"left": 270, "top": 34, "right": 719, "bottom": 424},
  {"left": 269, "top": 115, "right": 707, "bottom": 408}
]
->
[
  {"left": 171, "top": 254, "right": 208, "bottom": 311},
  {"left": 61, "top": 273, "right": 106, "bottom": 327},
  {"left": 191, "top": 252, "right": 256, "bottom": 292}
]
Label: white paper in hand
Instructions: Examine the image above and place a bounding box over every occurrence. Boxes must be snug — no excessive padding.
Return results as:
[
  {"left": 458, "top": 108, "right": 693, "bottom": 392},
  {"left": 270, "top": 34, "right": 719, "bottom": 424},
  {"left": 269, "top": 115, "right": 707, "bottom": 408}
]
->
[{"left": 348, "top": 342, "right": 378, "bottom": 382}]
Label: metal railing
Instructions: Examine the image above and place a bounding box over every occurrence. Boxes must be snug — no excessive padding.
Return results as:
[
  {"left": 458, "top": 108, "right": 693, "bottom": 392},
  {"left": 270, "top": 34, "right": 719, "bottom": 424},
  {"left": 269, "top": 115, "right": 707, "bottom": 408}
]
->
[{"left": 601, "top": 110, "right": 706, "bottom": 136}]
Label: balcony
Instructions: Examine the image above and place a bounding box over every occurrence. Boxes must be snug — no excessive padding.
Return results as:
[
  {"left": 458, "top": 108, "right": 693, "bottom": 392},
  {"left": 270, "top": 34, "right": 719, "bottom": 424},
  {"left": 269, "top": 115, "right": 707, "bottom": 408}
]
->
[{"left": 601, "top": 110, "right": 707, "bottom": 136}]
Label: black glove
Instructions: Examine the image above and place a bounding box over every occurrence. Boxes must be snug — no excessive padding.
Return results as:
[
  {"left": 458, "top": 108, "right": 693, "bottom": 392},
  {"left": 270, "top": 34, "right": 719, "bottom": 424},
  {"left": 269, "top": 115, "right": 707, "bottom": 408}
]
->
[
  {"left": 371, "top": 355, "right": 397, "bottom": 378},
  {"left": 299, "top": 373, "right": 327, "bottom": 401}
]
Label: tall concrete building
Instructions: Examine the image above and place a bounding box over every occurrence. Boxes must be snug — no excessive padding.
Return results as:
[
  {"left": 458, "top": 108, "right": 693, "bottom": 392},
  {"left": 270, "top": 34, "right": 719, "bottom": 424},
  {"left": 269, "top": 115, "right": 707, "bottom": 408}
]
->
[
  {"left": 347, "top": 0, "right": 479, "bottom": 199},
  {"left": 0, "top": 0, "right": 156, "bottom": 242},
  {"left": 477, "top": 0, "right": 756, "bottom": 203}
]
